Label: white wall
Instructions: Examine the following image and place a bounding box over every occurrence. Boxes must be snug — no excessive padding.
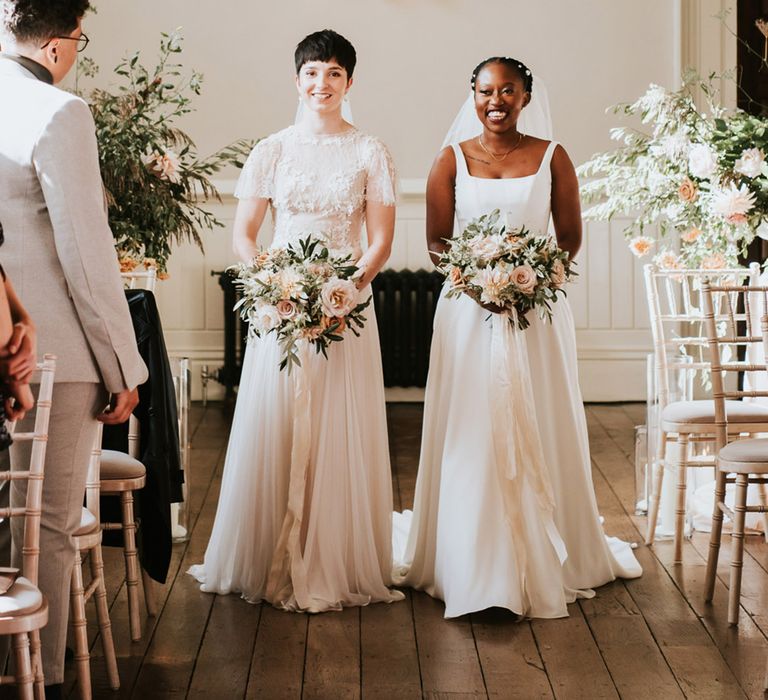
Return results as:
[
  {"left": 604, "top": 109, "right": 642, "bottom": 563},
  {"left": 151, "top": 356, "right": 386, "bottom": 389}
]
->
[{"left": 80, "top": 0, "right": 737, "bottom": 400}]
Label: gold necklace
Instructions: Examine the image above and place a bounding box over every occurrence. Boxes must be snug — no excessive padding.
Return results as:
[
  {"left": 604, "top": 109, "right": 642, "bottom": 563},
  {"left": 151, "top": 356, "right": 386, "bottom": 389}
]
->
[{"left": 478, "top": 132, "right": 524, "bottom": 162}]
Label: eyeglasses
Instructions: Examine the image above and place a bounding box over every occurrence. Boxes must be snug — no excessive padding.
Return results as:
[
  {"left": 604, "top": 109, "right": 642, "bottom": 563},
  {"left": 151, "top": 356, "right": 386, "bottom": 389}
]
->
[{"left": 40, "top": 33, "right": 89, "bottom": 53}]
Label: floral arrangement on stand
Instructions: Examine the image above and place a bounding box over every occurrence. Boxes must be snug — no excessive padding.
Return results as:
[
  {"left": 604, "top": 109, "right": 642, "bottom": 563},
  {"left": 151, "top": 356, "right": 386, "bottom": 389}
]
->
[
  {"left": 578, "top": 76, "right": 768, "bottom": 269},
  {"left": 438, "top": 210, "right": 575, "bottom": 330},
  {"left": 233, "top": 237, "right": 372, "bottom": 372},
  {"left": 76, "top": 31, "right": 252, "bottom": 274}
]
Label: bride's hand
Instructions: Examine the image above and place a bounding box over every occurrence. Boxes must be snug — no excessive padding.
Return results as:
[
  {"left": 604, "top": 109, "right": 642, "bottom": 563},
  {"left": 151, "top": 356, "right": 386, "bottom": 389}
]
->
[{"left": 465, "top": 289, "right": 503, "bottom": 314}]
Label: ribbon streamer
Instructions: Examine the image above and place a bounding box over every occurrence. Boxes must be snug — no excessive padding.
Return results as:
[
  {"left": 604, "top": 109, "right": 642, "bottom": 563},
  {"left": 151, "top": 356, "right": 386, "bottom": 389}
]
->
[
  {"left": 265, "top": 342, "right": 316, "bottom": 610},
  {"left": 489, "top": 311, "right": 568, "bottom": 613}
]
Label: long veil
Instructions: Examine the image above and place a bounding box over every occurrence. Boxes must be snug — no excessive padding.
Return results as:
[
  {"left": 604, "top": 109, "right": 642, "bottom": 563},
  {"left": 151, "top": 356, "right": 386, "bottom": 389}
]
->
[{"left": 441, "top": 74, "right": 553, "bottom": 148}]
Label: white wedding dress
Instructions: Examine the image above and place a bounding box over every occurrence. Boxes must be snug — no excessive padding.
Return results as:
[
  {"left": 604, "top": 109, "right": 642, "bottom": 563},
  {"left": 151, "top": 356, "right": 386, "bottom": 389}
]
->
[
  {"left": 393, "top": 141, "right": 642, "bottom": 619},
  {"left": 189, "top": 125, "right": 404, "bottom": 612}
]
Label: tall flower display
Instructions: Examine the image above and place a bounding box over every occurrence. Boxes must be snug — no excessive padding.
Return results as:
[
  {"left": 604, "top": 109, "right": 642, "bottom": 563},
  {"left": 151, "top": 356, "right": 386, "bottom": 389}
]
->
[
  {"left": 77, "top": 31, "right": 252, "bottom": 274},
  {"left": 578, "top": 78, "right": 768, "bottom": 269}
]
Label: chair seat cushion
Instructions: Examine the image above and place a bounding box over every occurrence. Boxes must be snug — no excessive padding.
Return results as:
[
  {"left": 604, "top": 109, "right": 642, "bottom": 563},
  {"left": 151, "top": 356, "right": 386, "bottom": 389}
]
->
[
  {"left": 661, "top": 400, "right": 768, "bottom": 425},
  {"left": 719, "top": 438, "right": 768, "bottom": 470},
  {"left": 0, "top": 577, "right": 43, "bottom": 616},
  {"left": 100, "top": 450, "right": 146, "bottom": 480},
  {"left": 74, "top": 507, "right": 98, "bottom": 537}
]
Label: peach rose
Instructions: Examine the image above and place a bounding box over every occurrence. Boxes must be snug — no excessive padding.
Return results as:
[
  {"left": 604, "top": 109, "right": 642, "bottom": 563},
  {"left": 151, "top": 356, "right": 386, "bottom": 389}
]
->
[
  {"left": 449, "top": 266, "right": 465, "bottom": 287},
  {"left": 510, "top": 264, "right": 537, "bottom": 296},
  {"left": 726, "top": 212, "right": 748, "bottom": 225},
  {"left": 680, "top": 227, "right": 701, "bottom": 243},
  {"left": 678, "top": 177, "right": 698, "bottom": 202},
  {"left": 701, "top": 252, "right": 727, "bottom": 270},
  {"left": 551, "top": 259, "right": 567, "bottom": 288},
  {"left": 119, "top": 256, "right": 139, "bottom": 273},
  {"left": 628, "top": 236, "right": 654, "bottom": 258},
  {"left": 254, "top": 251, "right": 271, "bottom": 266},
  {"left": 276, "top": 299, "right": 298, "bottom": 320},
  {"left": 320, "top": 277, "right": 358, "bottom": 317},
  {"left": 320, "top": 315, "right": 345, "bottom": 333}
]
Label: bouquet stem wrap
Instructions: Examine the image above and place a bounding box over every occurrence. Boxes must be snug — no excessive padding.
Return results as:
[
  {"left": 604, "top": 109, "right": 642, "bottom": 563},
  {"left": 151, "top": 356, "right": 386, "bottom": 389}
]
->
[{"left": 489, "top": 311, "right": 568, "bottom": 599}]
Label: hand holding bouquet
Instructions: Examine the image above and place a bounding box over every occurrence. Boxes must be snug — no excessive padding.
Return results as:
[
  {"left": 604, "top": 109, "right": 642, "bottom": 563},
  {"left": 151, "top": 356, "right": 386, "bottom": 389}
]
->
[
  {"left": 232, "top": 237, "right": 372, "bottom": 371},
  {"left": 438, "top": 210, "right": 576, "bottom": 330}
]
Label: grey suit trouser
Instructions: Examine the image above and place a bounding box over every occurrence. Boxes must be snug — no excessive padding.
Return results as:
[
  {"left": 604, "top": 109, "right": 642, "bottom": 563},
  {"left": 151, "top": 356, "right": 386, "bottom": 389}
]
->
[{"left": 5, "top": 382, "right": 106, "bottom": 684}]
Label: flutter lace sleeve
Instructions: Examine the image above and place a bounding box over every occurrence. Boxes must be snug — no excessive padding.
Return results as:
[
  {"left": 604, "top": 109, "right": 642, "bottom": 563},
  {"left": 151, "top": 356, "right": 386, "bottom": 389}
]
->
[
  {"left": 234, "top": 136, "right": 280, "bottom": 200},
  {"left": 364, "top": 138, "right": 397, "bottom": 206}
]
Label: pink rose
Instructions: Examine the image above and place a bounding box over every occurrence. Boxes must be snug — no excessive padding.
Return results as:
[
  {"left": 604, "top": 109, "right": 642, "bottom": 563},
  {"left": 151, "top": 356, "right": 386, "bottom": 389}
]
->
[
  {"left": 510, "top": 264, "right": 537, "bottom": 296},
  {"left": 320, "top": 277, "right": 358, "bottom": 317},
  {"left": 551, "top": 260, "right": 566, "bottom": 289},
  {"left": 276, "top": 299, "right": 298, "bottom": 320}
]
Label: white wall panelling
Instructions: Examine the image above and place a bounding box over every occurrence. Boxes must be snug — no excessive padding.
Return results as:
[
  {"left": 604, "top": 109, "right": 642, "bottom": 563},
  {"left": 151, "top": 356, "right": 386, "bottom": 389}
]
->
[{"left": 80, "top": 1, "right": 736, "bottom": 401}]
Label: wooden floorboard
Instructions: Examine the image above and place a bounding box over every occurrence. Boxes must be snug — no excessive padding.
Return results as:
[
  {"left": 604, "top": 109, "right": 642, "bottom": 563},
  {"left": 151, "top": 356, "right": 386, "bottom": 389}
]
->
[{"left": 65, "top": 401, "right": 768, "bottom": 699}]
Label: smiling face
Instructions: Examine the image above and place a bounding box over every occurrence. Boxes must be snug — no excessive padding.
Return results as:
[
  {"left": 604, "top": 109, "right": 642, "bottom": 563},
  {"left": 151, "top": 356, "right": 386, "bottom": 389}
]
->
[
  {"left": 296, "top": 59, "right": 352, "bottom": 114},
  {"left": 473, "top": 61, "right": 530, "bottom": 133}
]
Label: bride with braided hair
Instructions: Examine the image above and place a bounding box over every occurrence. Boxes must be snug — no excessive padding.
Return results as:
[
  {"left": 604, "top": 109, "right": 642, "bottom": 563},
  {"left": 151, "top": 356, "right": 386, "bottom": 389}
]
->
[{"left": 393, "top": 56, "right": 642, "bottom": 619}]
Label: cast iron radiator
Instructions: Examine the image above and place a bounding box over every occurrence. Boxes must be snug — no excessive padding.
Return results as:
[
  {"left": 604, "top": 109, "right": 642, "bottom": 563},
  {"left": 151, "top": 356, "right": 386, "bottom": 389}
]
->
[{"left": 209, "top": 268, "right": 445, "bottom": 396}]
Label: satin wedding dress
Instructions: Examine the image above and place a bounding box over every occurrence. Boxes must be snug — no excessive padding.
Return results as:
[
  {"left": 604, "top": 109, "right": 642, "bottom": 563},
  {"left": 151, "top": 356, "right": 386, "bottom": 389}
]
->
[
  {"left": 393, "top": 141, "right": 642, "bottom": 619},
  {"left": 189, "top": 126, "right": 403, "bottom": 612}
]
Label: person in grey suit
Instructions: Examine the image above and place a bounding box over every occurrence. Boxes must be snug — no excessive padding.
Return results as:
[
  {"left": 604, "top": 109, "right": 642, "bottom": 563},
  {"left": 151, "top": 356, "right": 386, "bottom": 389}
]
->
[{"left": 0, "top": 1, "right": 148, "bottom": 695}]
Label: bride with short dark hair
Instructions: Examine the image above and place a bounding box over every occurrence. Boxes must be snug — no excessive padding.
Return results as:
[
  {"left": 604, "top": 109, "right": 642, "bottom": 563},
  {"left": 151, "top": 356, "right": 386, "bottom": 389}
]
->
[{"left": 189, "top": 29, "right": 403, "bottom": 613}]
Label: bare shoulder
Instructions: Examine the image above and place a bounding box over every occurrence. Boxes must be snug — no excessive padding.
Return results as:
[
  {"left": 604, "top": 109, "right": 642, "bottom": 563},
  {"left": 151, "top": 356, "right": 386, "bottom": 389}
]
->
[
  {"left": 550, "top": 142, "right": 576, "bottom": 175},
  {"left": 431, "top": 145, "right": 457, "bottom": 179}
]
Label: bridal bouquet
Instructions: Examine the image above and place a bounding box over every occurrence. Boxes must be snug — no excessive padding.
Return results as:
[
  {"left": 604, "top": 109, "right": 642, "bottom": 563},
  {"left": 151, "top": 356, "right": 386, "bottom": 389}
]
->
[
  {"left": 232, "top": 237, "right": 372, "bottom": 371},
  {"left": 438, "top": 210, "right": 575, "bottom": 330}
]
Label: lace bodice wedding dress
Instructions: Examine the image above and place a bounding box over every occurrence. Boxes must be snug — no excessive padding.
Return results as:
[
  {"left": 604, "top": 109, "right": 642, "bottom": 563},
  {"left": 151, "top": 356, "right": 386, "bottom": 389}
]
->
[
  {"left": 393, "top": 142, "right": 642, "bottom": 619},
  {"left": 189, "top": 126, "right": 404, "bottom": 612}
]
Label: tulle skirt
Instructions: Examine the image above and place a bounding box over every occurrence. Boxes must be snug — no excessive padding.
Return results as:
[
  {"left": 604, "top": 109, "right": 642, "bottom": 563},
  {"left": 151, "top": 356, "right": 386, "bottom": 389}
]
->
[{"left": 189, "top": 302, "right": 403, "bottom": 612}]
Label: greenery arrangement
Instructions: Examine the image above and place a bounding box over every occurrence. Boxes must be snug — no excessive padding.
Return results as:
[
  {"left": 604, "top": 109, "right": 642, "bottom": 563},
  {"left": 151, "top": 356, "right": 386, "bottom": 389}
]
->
[
  {"left": 77, "top": 31, "right": 252, "bottom": 274},
  {"left": 578, "top": 75, "right": 768, "bottom": 269}
]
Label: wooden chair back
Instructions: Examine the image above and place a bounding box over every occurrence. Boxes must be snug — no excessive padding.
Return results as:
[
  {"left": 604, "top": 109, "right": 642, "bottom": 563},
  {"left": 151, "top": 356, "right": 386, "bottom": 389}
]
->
[
  {"left": 645, "top": 263, "right": 760, "bottom": 408},
  {"left": 702, "top": 281, "right": 768, "bottom": 451},
  {"left": 4, "top": 355, "right": 56, "bottom": 586},
  {"left": 121, "top": 268, "right": 157, "bottom": 293}
]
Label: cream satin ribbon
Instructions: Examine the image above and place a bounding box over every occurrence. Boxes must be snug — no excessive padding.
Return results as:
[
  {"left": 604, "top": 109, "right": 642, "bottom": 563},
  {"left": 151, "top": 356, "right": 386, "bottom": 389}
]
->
[
  {"left": 489, "top": 311, "right": 568, "bottom": 611},
  {"left": 265, "top": 342, "right": 315, "bottom": 610}
]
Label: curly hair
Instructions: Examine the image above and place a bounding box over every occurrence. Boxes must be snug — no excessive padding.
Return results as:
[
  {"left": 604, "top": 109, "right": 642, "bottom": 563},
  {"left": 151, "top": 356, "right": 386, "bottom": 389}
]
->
[
  {"left": 295, "top": 29, "right": 356, "bottom": 78},
  {"left": 0, "top": 0, "right": 90, "bottom": 43}
]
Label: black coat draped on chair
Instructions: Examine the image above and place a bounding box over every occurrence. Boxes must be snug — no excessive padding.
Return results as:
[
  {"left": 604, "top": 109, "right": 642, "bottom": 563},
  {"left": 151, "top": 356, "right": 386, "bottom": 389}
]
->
[{"left": 102, "top": 289, "right": 184, "bottom": 584}]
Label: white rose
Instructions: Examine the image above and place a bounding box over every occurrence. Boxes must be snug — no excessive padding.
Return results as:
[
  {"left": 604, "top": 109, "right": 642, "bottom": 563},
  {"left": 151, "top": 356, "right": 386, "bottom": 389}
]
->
[
  {"left": 254, "top": 304, "right": 281, "bottom": 332},
  {"left": 510, "top": 264, "right": 537, "bottom": 296},
  {"left": 688, "top": 143, "right": 718, "bottom": 180},
  {"left": 734, "top": 148, "right": 765, "bottom": 178},
  {"left": 320, "top": 277, "right": 358, "bottom": 317},
  {"left": 469, "top": 234, "right": 504, "bottom": 261}
]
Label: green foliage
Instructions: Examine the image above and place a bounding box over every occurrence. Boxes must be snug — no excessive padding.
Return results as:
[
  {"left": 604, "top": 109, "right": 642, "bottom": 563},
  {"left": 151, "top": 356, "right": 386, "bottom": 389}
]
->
[{"left": 75, "top": 31, "right": 253, "bottom": 273}]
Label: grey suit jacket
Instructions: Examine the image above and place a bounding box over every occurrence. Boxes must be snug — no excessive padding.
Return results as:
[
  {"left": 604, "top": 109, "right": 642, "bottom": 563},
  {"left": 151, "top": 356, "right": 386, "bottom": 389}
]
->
[{"left": 0, "top": 58, "right": 147, "bottom": 391}]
